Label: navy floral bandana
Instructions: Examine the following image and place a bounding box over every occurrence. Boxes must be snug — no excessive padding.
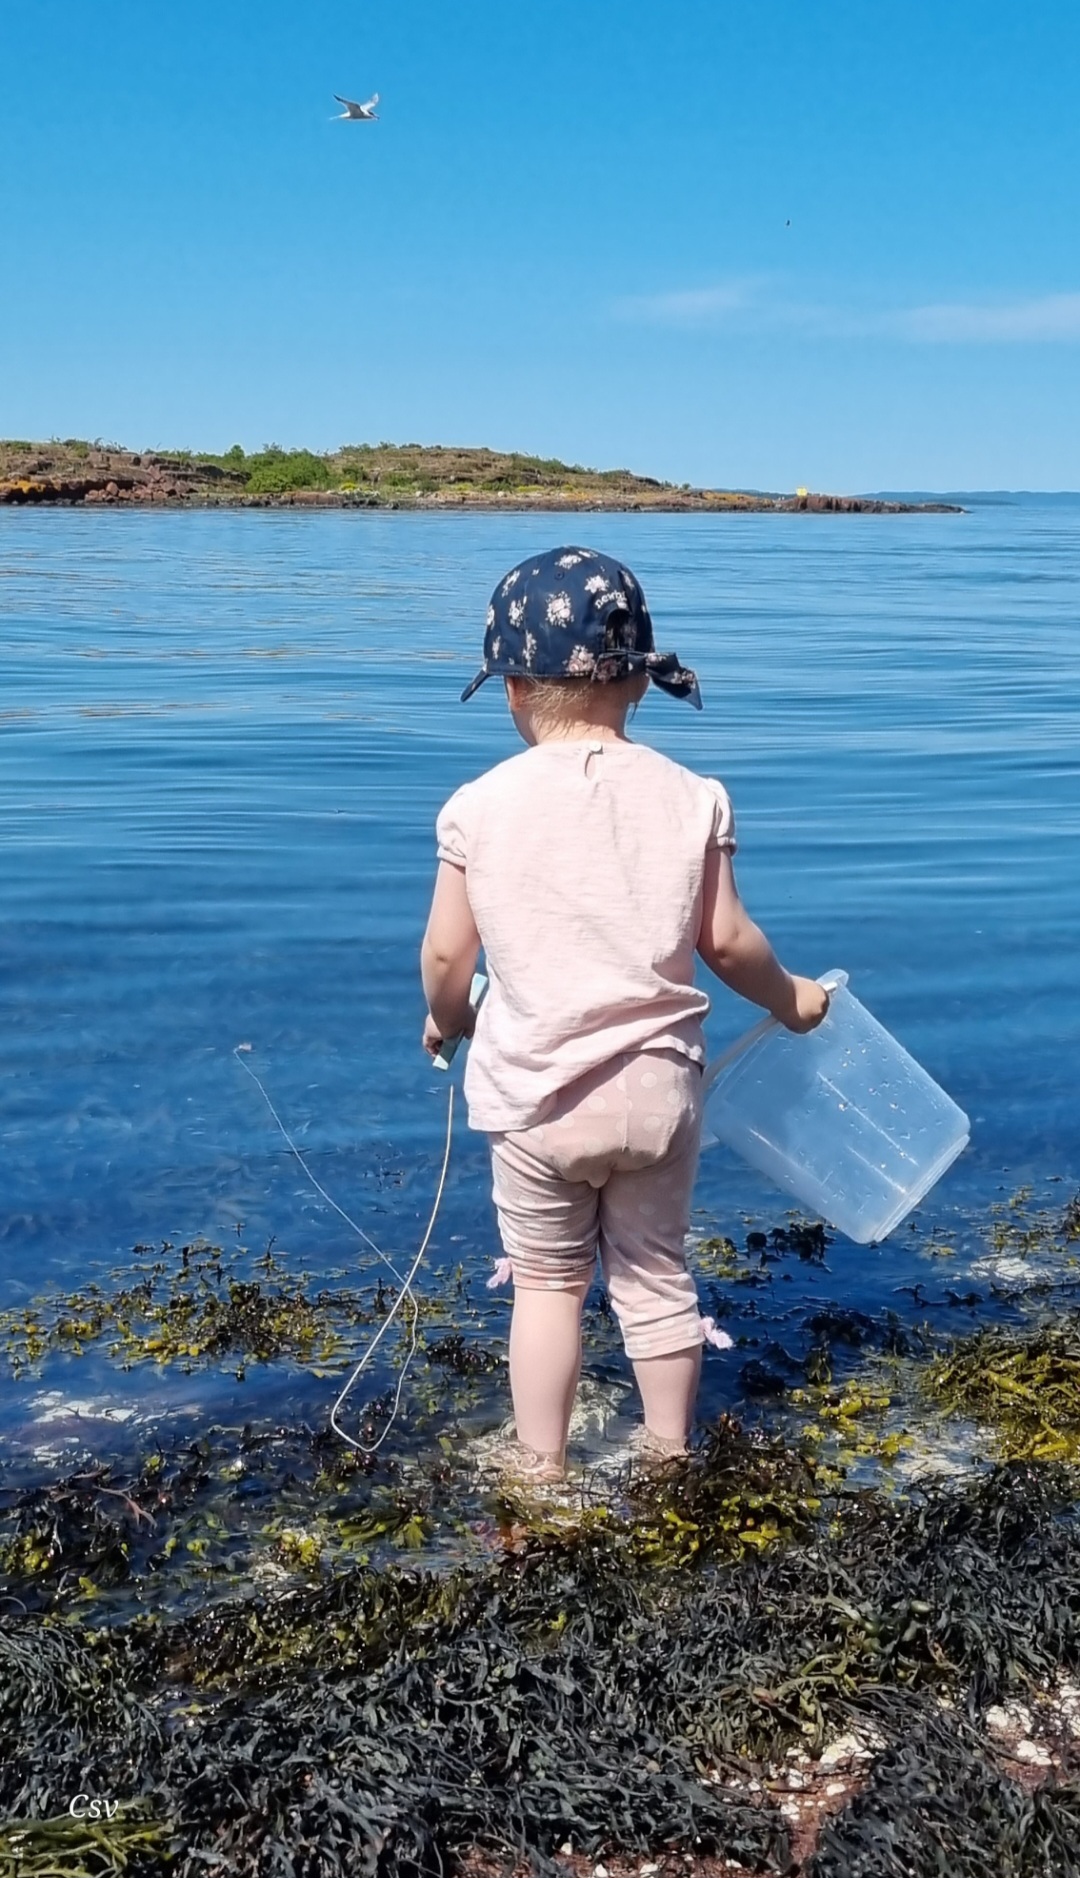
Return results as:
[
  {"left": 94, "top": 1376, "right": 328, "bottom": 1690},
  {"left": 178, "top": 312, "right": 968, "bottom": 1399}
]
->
[{"left": 460, "top": 546, "right": 702, "bottom": 709}]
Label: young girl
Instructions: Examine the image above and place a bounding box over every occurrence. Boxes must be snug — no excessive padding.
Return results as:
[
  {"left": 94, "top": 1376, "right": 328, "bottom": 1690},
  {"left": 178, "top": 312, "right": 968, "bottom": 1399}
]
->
[{"left": 421, "top": 547, "right": 827, "bottom": 1483}]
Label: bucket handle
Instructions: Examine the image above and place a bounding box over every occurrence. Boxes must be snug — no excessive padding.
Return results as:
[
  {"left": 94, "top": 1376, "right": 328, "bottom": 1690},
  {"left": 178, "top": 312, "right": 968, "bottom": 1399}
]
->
[{"left": 702, "top": 970, "right": 849, "bottom": 1093}]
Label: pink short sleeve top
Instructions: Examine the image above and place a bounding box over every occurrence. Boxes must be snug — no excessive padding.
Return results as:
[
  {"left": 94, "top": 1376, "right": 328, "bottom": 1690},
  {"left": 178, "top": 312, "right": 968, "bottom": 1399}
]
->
[{"left": 435, "top": 739, "right": 736, "bottom": 1132}]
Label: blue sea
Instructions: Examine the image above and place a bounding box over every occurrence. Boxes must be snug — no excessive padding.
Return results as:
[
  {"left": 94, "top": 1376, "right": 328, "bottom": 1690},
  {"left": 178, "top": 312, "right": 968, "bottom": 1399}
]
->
[{"left": 2, "top": 500, "right": 1078, "bottom": 1458}]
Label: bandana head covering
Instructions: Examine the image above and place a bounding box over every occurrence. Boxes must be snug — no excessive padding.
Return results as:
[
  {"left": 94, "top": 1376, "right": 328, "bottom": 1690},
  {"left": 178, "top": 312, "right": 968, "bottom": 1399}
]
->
[{"left": 460, "top": 546, "right": 701, "bottom": 709}]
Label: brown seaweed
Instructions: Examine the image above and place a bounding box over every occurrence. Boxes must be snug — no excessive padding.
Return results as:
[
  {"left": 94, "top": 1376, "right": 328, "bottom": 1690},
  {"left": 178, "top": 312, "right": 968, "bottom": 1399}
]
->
[{"left": 3, "top": 1442, "right": 1080, "bottom": 1876}]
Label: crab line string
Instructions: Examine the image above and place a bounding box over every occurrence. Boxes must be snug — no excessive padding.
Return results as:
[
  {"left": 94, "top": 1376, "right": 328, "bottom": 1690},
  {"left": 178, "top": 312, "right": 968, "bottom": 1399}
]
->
[{"left": 233, "top": 1045, "right": 455, "bottom": 1453}]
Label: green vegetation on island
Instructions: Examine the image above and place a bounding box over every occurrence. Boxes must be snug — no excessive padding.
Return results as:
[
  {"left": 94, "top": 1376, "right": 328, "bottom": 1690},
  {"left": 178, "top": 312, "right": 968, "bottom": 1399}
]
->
[{"left": 0, "top": 437, "right": 962, "bottom": 512}]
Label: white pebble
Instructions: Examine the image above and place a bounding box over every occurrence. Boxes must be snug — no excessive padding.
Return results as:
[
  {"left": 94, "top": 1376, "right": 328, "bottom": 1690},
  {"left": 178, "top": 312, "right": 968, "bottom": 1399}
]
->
[
  {"left": 820, "top": 1732, "right": 870, "bottom": 1769},
  {"left": 985, "top": 1701, "right": 1033, "bottom": 1739}
]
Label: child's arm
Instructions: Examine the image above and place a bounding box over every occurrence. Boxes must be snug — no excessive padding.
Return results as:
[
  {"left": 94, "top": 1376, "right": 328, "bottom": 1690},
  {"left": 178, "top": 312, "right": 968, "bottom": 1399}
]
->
[
  {"left": 697, "top": 847, "right": 828, "bottom": 1033},
  {"left": 420, "top": 861, "right": 482, "bottom": 1055}
]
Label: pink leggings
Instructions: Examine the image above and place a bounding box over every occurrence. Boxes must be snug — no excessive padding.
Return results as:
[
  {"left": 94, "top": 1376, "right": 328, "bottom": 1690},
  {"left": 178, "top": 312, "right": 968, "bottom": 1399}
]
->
[{"left": 488, "top": 1049, "right": 705, "bottom": 1360}]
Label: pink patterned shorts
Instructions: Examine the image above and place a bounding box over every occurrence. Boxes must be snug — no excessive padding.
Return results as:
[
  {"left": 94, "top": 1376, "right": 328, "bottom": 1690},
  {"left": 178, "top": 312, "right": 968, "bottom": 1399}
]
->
[{"left": 488, "top": 1048, "right": 704, "bottom": 1360}]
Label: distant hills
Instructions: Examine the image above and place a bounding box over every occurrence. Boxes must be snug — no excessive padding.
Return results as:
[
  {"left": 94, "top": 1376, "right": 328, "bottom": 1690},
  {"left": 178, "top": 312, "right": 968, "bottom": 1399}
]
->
[{"left": 0, "top": 440, "right": 962, "bottom": 514}]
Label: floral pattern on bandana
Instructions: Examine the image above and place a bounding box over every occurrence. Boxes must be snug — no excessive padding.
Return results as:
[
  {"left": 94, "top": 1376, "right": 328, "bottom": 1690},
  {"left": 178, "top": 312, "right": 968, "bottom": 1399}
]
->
[
  {"left": 566, "top": 644, "right": 597, "bottom": 676},
  {"left": 460, "top": 545, "right": 701, "bottom": 709},
  {"left": 594, "top": 651, "right": 627, "bottom": 683}
]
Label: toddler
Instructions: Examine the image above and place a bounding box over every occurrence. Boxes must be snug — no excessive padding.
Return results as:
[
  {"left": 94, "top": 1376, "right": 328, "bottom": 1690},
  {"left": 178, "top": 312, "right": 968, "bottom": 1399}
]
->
[{"left": 421, "top": 547, "right": 827, "bottom": 1483}]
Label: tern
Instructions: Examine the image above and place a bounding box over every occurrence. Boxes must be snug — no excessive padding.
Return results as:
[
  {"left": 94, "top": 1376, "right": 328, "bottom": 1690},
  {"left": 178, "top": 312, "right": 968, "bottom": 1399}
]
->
[{"left": 333, "top": 92, "right": 379, "bottom": 121}]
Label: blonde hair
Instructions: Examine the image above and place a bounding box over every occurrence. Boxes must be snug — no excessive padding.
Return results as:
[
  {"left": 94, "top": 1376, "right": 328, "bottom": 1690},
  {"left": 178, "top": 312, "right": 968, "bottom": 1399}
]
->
[{"left": 516, "top": 671, "right": 647, "bottom": 728}]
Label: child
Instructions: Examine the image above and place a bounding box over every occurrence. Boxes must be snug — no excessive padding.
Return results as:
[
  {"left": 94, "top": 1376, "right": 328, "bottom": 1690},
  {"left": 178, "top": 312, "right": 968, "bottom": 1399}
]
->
[{"left": 421, "top": 547, "right": 827, "bottom": 1483}]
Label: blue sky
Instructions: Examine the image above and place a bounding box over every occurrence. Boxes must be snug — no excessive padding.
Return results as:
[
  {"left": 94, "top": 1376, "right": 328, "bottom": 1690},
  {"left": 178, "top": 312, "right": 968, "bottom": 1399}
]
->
[{"left": 2, "top": 3, "right": 1078, "bottom": 490}]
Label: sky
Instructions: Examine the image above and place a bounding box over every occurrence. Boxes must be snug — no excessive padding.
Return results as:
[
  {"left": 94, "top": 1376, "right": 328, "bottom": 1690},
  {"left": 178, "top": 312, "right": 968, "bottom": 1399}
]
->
[{"left": 2, "top": 2, "right": 1078, "bottom": 491}]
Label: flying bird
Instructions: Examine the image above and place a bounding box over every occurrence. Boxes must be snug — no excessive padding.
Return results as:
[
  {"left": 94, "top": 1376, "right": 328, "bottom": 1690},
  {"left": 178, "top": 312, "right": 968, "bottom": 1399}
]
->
[{"left": 333, "top": 92, "right": 379, "bottom": 121}]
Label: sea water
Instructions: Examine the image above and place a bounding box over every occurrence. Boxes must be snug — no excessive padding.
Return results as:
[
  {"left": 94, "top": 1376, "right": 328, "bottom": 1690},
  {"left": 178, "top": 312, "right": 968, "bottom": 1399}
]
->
[{"left": 1, "top": 499, "right": 1078, "bottom": 1444}]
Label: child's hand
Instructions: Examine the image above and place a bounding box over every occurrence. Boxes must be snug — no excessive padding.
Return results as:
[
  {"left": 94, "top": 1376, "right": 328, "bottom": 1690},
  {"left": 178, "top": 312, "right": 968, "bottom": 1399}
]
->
[
  {"left": 776, "top": 975, "right": 830, "bottom": 1033},
  {"left": 422, "top": 1006, "right": 476, "bottom": 1058}
]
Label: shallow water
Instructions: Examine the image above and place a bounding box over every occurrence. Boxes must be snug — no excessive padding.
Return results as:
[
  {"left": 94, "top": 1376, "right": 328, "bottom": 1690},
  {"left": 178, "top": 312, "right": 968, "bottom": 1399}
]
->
[{"left": 2, "top": 501, "right": 1078, "bottom": 1453}]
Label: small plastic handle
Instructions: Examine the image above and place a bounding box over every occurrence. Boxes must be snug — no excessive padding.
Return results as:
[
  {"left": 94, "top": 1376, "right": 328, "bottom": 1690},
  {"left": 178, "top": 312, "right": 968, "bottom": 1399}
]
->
[
  {"left": 432, "top": 973, "right": 489, "bottom": 1072},
  {"left": 702, "top": 969, "right": 847, "bottom": 1092}
]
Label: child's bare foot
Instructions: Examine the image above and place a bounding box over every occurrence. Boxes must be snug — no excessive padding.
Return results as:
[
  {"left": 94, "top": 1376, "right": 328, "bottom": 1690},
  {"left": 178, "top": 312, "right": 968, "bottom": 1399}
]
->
[
  {"left": 629, "top": 1425, "right": 690, "bottom": 1469},
  {"left": 481, "top": 1435, "right": 566, "bottom": 1485}
]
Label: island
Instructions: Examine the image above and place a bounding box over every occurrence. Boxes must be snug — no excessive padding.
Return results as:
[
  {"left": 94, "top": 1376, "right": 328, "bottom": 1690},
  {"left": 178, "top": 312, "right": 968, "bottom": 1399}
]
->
[{"left": 0, "top": 439, "right": 962, "bottom": 513}]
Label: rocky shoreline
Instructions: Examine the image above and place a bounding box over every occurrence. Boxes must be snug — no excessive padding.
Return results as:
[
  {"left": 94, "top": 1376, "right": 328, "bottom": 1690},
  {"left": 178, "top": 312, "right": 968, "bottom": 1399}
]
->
[{"left": 0, "top": 441, "right": 963, "bottom": 514}]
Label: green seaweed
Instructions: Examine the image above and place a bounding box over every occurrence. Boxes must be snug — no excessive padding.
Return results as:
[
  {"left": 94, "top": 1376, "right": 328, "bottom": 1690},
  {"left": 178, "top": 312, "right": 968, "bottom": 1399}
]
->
[
  {"left": 927, "top": 1312, "right": 1080, "bottom": 1460},
  {"left": 0, "top": 1812, "right": 170, "bottom": 1878},
  {"left": 983, "top": 1184, "right": 1080, "bottom": 1263},
  {"left": 0, "top": 1239, "right": 382, "bottom": 1379}
]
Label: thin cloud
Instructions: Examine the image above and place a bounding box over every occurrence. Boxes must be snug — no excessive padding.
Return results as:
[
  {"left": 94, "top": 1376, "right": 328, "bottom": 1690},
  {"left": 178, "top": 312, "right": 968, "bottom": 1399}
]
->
[
  {"left": 616, "top": 282, "right": 1080, "bottom": 343},
  {"left": 613, "top": 281, "right": 758, "bottom": 325},
  {"left": 893, "top": 293, "right": 1080, "bottom": 342}
]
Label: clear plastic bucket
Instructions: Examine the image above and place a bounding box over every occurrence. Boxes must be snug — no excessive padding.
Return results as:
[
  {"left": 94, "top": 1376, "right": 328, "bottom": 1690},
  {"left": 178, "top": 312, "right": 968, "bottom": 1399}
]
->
[{"left": 702, "top": 972, "right": 970, "bottom": 1244}]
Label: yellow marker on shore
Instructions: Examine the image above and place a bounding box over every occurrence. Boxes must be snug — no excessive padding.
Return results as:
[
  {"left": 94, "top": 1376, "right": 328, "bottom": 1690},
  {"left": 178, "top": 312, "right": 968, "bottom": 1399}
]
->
[{"left": 796, "top": 486, "right": 808, "bottom": 498}]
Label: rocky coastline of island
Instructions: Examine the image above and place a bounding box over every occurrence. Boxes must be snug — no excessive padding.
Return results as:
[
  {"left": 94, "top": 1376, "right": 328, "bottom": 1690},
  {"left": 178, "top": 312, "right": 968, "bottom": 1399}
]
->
[{"left": 0, "top": 439, "right": 963, "bottom": 514}]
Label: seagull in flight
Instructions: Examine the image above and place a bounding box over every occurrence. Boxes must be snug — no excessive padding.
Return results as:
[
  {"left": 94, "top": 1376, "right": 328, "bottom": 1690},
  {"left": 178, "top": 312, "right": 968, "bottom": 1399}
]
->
[{"left": 333, "top": 92, "right": 379, "bottom": 121}]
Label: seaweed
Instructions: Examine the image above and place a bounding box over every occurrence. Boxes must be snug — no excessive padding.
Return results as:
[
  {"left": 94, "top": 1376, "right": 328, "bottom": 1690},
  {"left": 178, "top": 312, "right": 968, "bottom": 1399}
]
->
[
  {"left": 808, "top": 1713, "right": 1080, "bottom": 1876},
  {"left": 765, "top": 1222, "right": 830, "bottom": 1262},
  {"left": 424, "top": 1335, "right": 505, "bottom": 1376},
  {"left": 6, "top": 1200, "right": 1080, "bottom": 1873},
  {"left": 4, "top": 1438, "right": 1080, "bottom": 1875},
  {"left": 0, "top": 1421, "right": 423, "bottom": 1615},
  {"left": 0, "top": 1812, "right": 170, "bottom": 1878},
  {"left": 926, "top": 1312, "right": 1080, "bottom": 1460},
  {"left": 0, "top": 1240, "right": 383, "bottom": 1380},
  {"left": 0, "top": 1445, "right": 221, "bottom": 1610},
  {"left": 983, "top": 1185, "right": 1080, "bottom": 1267}
]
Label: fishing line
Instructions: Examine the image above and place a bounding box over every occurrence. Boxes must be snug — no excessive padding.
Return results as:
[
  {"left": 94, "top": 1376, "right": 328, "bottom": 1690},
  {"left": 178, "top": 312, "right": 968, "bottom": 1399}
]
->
[{"left": 233, "top": 1045, "right": 455, "bottom": 1453}]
